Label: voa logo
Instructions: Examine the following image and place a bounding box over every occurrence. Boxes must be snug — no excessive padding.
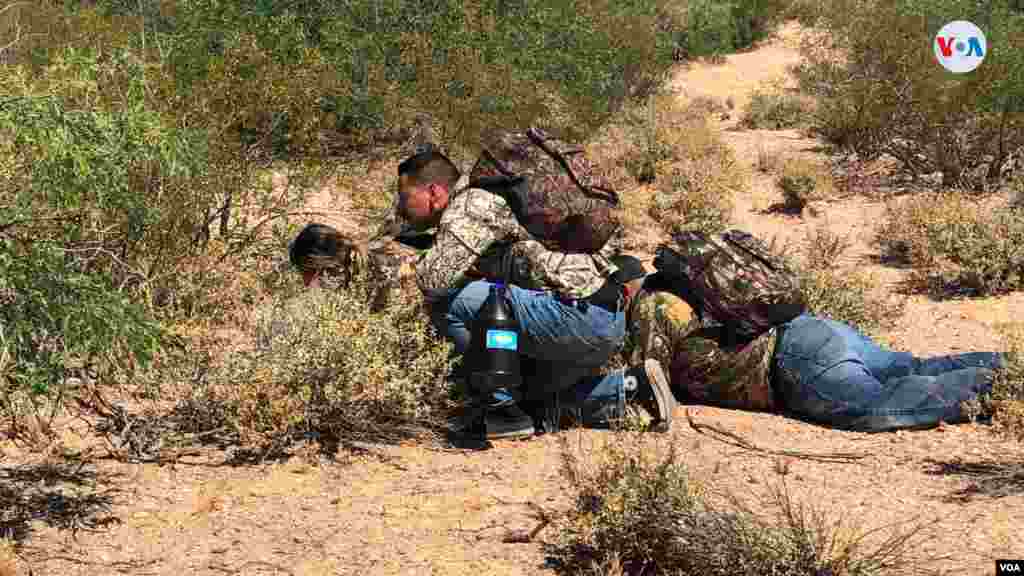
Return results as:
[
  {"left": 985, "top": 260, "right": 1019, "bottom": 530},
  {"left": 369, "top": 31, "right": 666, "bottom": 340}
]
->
[
  {"left": 998, "top": 560, "right": 1024, "bottom": 575},
  {"left": 934, "top": 20, "right": 986, "bottom": 73}
]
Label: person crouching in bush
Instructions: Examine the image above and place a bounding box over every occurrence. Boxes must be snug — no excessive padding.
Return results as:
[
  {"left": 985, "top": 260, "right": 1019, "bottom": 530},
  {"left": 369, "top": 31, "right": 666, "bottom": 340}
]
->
[{"left": 288, "top": 222, "right": 408, "bottom": 311}]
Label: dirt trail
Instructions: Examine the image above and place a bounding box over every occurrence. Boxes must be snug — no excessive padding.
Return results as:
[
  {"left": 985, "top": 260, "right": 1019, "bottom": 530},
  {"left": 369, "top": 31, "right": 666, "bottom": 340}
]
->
[{"left": 7, "top": 22, "right": 1024, "bottom": 576}]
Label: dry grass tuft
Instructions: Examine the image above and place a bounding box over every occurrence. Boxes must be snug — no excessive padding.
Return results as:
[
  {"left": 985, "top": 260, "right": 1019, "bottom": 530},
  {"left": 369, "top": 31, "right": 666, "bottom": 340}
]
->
[
  {"left": 585, "top": 90, "right": 741, "bottom": 249},
  {"left": 550, "top": 431, "right": 937, "bottom": 576},
  {"left": 792, "top": 226, "right": 901, "bottom": 336},
  {"left": 964, "top": 322, "right": 1024, "bottom": 441},
  {"left": 741, "top": 80, "right": 814, "bottom": 130},
  {"left": 756, "top": 142, "right": 781, "bottom": 173},
  {"left": 609, "top": 93, "right": 742, "bottom": 237}
]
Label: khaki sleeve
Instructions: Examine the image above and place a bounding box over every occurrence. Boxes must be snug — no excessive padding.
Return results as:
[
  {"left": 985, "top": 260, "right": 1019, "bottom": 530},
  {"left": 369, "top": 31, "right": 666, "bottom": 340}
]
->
[
  {"left": 506, "top": 240, "right": 611, "bottom": 298},
  {"left": 414, "top": 189, "right": 521, "bottom": 301}
]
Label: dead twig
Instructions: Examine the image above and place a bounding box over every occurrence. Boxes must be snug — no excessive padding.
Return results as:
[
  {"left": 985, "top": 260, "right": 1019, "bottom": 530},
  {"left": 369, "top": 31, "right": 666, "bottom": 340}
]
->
[
  {"left": 502, "top": 501, "right": 552, "bottom": 543},
  {"left": 34, "top": 556, "right": 159, "bottom": 575},
  {"left": 209, "top": 560, "right": 296, "bottom": 575},
  {"left": 685, "top": 408, "right": 869, "bottom": 464}
]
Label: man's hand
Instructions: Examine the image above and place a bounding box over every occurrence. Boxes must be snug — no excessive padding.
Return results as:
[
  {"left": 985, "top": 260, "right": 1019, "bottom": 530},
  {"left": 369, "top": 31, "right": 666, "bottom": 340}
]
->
[
  {"left": 395, "top": 230, "right": 435, "bottom": 250},
  {"left": 653, "top": 245, "right": 687, "bottom": 278}
]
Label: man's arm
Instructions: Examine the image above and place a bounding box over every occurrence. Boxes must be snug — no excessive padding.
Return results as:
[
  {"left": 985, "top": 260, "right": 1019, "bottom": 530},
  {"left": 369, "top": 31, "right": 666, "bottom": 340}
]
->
[
  {"left": 505, "top": 240, "right": 613, "bottom": 299},
  {"left": 415, "top": 189, "right": 521, "bottom": 302},
  {"left": 394, "top": 228, "right": 435, "bottom": 250}
]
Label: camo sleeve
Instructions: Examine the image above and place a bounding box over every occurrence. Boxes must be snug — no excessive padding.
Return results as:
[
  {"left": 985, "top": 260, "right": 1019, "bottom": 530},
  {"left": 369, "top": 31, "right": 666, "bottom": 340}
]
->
[
  {"left": 415, "top": 188, "right": 524, "bottom": 302},
  {"left": 673, "top": 328, "right": 777, "bottom": 412},
  {"left": 505, "top": 240, "right": 616, "bottom": 299},
  {"left": 626, "top": 290, "right": 697, "bottom": 368}
]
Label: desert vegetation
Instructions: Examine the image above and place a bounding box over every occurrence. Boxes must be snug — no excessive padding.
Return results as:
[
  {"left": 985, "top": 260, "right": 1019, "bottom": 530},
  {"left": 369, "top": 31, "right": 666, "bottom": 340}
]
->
[
  {"left": 2, "top": 0, "right": 1024, "bottom": 574},
  {"left": 550, "top": 433, "right": 935, "bottom": 576}
]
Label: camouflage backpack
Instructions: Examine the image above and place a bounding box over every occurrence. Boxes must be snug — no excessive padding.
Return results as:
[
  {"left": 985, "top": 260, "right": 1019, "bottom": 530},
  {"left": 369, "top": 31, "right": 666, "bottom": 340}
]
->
[
  {"left": 468, "top": 127, "right": 621, "bottom": 254},
  {"left": 653, "top": 229, "right": 806, "bottom": 342}
]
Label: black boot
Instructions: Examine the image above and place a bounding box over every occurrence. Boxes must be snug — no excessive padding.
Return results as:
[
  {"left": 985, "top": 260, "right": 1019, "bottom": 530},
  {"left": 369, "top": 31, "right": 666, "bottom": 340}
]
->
[{"left": 623, "top": 359, "right": 676, "bottom": 431}]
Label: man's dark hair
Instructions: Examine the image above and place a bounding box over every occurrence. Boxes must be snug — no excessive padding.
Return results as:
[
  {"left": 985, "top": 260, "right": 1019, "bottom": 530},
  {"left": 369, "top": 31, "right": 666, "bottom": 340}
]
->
[
  {"left": 396, "top": 148, "right": 460, "bottom": 223},
  {"left": 289, "top": 223, "right": 344, "bottom": 272},
  {"left": 397, "top": 146, "right": 461, "bottom": 206}
]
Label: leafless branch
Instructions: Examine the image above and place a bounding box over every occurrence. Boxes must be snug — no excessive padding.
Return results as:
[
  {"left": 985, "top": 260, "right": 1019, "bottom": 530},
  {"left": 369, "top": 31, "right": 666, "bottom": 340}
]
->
[{"left": 685, "top": 408, "right": 871, "bottom": 464}]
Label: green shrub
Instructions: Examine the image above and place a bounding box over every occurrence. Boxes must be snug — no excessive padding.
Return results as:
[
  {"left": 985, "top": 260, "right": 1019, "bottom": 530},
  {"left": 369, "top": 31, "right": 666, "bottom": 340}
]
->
[
  {"left": 687, "top": 0, "right": 738, "bottom": 57},
  {"left": 551, "top": 433, "right": 932, "bottom": 576},
  {"left": 794, "top": 0, "right": 1024, "bottom": 190},
  {"left": 731, "top": 0, "right": 790, "bottom": 49},
  {"left": 783, "top": 0, "right": 826, "bottom": 25},
  {"left": 773, "top": 158, "right": 835, "bottom": 214},
  {"left": 165, "top": 277, "right": 453, "bottom": 456},
  {"left": 962, "top": 323, "right": 1024, "bottom": 442},
  {"left": 0, "top": 50, "right": 196, "bottom": 438},
  {"left": 877, "top": 192, "right": 1024, "bottom": 296},
  {"left": 0, "top": 41, "right": 320, "bottom": 444},
  {"left": 742, "top": 85, "right": 813, "bottom": 129},
  {"left": 686, "top": 0, "right": 789, "bottom": 58},
  {"left": 4, "top": 0, "right": 680, "bottom": 156}
]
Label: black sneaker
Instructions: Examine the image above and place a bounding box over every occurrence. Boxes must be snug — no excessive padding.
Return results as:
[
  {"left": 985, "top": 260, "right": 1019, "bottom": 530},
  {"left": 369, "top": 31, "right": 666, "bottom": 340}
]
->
[
  {"left": 484, "top": 403, "right": 536, "bottom": 439},
  {"left": 623, "top": 359, "right": 676, "bottom": 431},
  {"left": 448, "top": 402, "right": 535, "bottom": 440}
]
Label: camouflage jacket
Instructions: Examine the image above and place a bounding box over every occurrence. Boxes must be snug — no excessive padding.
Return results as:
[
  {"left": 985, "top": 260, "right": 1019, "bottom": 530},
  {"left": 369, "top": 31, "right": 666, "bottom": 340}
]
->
[
  {"left": 626, "top": 289, "right": 778, "bottom": 412},
  {"left": 415, "top": 187, "right": 620, "bottom": 303}
]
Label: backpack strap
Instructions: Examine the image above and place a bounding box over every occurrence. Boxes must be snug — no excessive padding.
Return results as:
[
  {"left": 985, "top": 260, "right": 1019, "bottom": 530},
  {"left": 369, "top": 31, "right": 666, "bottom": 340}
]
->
[{"left": 468, "top": 174, "right": 531, "bottom": 228}]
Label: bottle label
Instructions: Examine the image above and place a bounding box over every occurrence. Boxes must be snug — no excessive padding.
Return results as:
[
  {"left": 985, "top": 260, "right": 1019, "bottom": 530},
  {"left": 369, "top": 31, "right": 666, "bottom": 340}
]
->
[{"left": 486, "top": 329, "right": 518, "bottom": 351}]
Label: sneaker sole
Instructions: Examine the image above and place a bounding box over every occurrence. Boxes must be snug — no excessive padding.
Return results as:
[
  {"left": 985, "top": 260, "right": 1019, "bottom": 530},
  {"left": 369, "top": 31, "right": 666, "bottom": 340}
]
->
[
  {"left": 644, "top": 359, "right": 676, "bottom": 431},
  {"left": 487, "top": 425, "right": 535, "bottom": 440}
]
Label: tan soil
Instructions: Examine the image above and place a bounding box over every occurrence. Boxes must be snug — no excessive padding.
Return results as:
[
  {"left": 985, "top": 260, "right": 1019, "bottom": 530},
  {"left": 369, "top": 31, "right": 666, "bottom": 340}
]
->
[{"left": 4, "top": 21, "right": 1024, "bottom": 576}]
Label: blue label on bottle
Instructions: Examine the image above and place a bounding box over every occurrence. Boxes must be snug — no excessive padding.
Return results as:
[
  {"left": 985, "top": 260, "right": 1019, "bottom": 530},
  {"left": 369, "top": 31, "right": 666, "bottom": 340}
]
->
[{"left": 486, "top": 329, "right": 518, "bottom": 351}]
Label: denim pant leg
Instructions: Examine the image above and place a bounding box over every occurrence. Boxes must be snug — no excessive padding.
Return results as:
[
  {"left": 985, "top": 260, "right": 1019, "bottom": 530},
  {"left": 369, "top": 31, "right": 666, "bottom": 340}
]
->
[
  {"left": 912, "top": 352, "right": 1005, "bottom": 375},
  {"left": 520, "top": 358, "right": 626, "bottom": 428},
  {"left": 433, "top": 280, "right": 626, "bottom": 409},
  {"left": 510, "top": 286, "right": 628, "bottom": 426},
  {"left": 775, "top": 315, "right": 1001, "bottom": 432},
  {"left": 829, "top": 323, "right": 1003, "bottom": 429},
  {"left": 560, "top": 370, "right": 626, "bottom": 428},
  {"left": 845, "top": 368, "right": 997, "bottom": 430},
  {"left": 430, "top": 281, "right": 516, "bottom": 405}
]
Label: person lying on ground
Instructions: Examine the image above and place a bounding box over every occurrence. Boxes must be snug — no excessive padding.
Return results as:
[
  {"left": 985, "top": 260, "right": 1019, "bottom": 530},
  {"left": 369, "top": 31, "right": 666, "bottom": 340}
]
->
[
  {"left": 393, "top": 146, "right": 675, "bottom": 439},
  {"left": 625, "top": 230, "right": 1006, "bottom": 433}
]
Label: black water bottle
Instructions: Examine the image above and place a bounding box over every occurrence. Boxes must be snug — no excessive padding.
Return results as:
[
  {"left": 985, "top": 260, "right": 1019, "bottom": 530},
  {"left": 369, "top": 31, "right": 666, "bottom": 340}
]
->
[{"left": 468, "top": 282, "right": 522, "bottom": 395}]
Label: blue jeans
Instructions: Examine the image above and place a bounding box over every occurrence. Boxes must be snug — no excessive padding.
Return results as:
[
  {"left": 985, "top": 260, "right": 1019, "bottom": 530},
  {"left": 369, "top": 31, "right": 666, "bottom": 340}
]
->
[
  {"left": 773, "top": 314, "right": 1005, "bottom": 432},
  {"left": 432, "top": 280, "right": 628, "bottom": 427}
]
